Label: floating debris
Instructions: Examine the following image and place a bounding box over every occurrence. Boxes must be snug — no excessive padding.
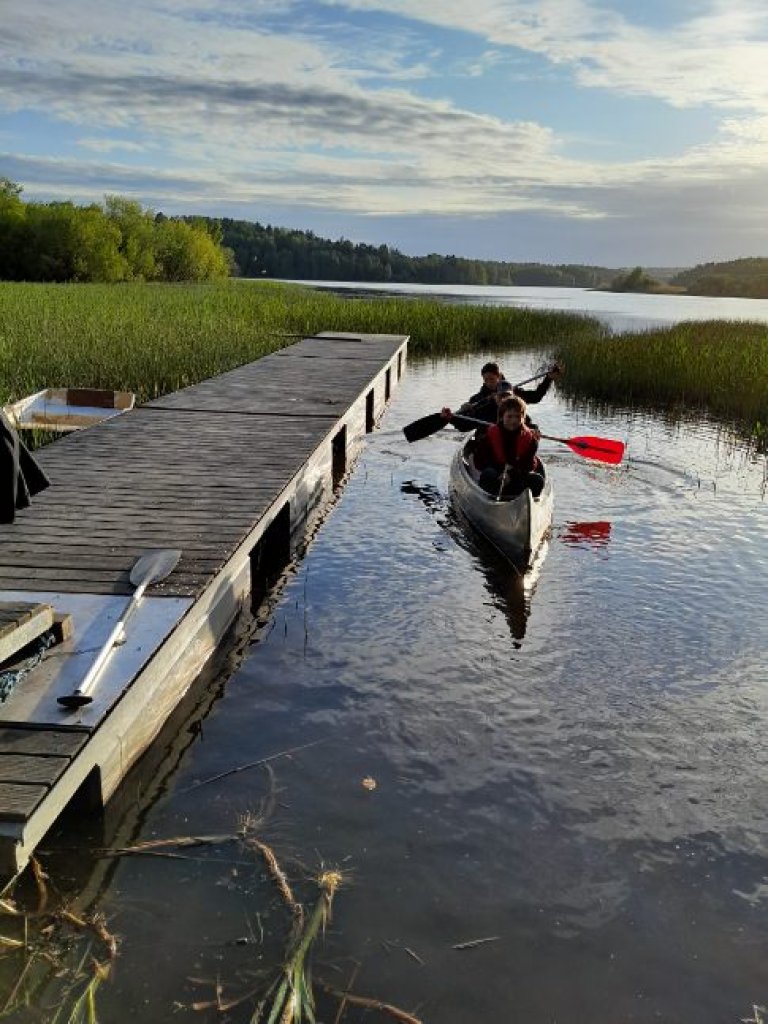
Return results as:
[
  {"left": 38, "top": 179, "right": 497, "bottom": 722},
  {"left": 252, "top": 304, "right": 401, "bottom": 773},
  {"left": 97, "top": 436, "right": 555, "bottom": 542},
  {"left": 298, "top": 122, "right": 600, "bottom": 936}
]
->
[{"left": 452, "top": 935, "right": 501, "bottom": 950}]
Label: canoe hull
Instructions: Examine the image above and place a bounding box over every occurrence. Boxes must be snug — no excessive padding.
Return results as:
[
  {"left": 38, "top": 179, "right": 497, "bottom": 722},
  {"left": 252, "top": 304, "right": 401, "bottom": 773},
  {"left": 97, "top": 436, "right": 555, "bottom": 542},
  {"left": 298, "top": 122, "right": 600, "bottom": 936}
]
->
[{"left": 449, "top": 444, "right": 553, "bottom": 567}]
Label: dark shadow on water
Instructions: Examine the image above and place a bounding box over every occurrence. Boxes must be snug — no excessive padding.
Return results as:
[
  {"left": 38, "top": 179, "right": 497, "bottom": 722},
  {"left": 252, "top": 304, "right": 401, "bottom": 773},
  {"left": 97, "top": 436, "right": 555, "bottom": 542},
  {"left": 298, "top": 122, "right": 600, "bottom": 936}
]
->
[{"left": 400, "top": 478, "right": 544, "bottom": 645}]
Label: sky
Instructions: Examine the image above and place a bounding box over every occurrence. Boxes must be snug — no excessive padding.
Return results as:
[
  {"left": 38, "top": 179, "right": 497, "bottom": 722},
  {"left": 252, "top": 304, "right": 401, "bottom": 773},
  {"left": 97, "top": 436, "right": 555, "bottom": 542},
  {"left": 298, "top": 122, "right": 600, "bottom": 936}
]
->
[{"left": 3, "top": 0, "right": 768, "bottom": 267}]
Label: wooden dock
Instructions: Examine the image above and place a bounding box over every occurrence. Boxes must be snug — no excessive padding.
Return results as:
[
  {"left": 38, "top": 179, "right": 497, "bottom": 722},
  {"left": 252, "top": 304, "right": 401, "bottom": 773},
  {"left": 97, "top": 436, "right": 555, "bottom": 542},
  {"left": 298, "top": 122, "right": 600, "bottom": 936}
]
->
[{"left": 0, "top": 331, "right": 408, "bottom": 874}]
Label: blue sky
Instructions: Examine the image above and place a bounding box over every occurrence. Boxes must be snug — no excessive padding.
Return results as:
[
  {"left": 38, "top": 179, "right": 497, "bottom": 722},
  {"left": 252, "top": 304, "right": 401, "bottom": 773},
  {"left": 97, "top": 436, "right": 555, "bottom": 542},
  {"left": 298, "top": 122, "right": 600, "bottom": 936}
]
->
[{"left": 3, "top": 0, "right": 768, "bottom": 266}]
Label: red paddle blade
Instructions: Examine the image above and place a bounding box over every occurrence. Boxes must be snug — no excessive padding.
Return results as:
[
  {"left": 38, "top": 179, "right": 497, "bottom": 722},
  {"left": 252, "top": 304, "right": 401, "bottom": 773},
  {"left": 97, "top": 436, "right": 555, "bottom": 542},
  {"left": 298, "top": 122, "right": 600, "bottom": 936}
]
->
[{"left": 565, "top": 435, "right": 625, "bottom": 464}]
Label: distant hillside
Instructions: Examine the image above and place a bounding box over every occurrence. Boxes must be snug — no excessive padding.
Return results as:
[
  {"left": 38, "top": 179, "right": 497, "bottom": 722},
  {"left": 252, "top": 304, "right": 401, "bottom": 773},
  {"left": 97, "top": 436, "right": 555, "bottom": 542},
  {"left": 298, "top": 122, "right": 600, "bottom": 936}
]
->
[
  {"left": 671, "top": 258, "right": 768, "bottom": 298},
  {"left": 200, "top": 217, "right": 621, "bottom": 289}
]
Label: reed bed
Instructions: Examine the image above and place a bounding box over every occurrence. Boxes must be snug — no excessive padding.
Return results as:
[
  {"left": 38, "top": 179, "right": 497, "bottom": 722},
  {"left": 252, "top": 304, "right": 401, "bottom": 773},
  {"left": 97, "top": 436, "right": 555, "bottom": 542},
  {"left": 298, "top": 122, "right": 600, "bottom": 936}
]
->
[
  {"left": 0, "top": 280, "right": 601, "bottom": 406},
  {"left": 554, "top": 319, "right": 768, "bottom": 438},
  {"left": 3, "top": 281, "right": 767, "bottom": 440}
]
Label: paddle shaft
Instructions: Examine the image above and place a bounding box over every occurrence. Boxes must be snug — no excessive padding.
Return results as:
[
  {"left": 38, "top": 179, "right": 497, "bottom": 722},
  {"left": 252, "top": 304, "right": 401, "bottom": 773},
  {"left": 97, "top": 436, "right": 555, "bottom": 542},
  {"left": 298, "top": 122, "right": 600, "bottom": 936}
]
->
[
  {"left": 75, "top": 576, "right": 153, "bottom": 700},
  {"left": 449, "top": 416, "right": 624, "bottom": 464},
  {"left": 58, "top": 549, "right": 180, "bottom": 709}
]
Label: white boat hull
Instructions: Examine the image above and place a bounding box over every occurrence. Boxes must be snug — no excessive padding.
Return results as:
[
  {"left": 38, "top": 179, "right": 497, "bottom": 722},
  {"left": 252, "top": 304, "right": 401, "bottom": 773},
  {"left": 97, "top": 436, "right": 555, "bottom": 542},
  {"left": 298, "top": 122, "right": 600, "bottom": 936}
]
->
[
  {"left": 3, "top": 388, "right": 135, "bottom": 433},
  {"left": 449, "top": 442, "right": 553, "bottom": 566}
]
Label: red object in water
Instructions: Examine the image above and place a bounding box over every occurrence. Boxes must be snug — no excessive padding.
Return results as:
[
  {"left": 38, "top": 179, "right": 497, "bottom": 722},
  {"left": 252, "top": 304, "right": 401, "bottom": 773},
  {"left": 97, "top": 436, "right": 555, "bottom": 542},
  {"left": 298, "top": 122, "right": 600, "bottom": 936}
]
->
[
  {"left": 541, "top": 434, "right": 626, "bottom": 465},
  {"left": 562, "top": 520, "right": 612, "bottom": 547}
]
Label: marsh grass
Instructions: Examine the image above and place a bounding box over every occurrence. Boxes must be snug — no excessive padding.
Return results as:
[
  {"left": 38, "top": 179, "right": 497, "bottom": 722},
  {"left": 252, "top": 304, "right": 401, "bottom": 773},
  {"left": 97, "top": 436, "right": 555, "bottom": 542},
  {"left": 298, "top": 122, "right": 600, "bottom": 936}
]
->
[
  {"left": 0, "top": 280, "right": 601, "bottom": 407},
  {"left": 554, "top": 319, "right": 768, "bottom": 439},
  {"left": 2, "top": 281, "right": 767, "bottom": 440}
]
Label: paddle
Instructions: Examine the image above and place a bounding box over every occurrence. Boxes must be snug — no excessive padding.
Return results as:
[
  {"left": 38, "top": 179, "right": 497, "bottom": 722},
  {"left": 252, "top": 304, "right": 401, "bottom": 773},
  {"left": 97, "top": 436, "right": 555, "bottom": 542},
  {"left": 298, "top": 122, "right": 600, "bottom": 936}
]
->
[
  {"left": 57, "top": 548, "right": 181, "bottom": 710},
  {"left": 402, "top": 369, "right": 552, "bottom": 443},
  {"left": 448, "top": 414, "right": 626, "bottom": 465},
  {"left": 540, "top": 434, "right": 625, "bottom": 465}
]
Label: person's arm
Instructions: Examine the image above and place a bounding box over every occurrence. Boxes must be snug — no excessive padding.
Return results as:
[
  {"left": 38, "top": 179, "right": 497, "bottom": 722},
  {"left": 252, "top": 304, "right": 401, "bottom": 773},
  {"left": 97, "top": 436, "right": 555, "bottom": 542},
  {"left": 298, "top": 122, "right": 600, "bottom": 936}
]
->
[
  {"left": 522, "top": 436, "right": 539, "bottom": 474},
  {"left": 514, "top": 376, "right": 552, "bottom": 404},
  {"left": 514, "top": 364, "right": 562, "bottom": 404}
]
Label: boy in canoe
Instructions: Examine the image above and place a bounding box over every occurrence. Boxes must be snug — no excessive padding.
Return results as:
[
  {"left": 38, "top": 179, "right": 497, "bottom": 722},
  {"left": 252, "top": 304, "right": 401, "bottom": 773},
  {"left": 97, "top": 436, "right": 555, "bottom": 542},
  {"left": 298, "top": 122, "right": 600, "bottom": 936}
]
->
[
  {"left": 474, "top": 396, "right": 545, "bottom": 498},
  {"left": 442, "top": 361, "right": 562, "bottom": 429},
  {"left": 461, "top": 361, "right": 561, "bottom": 420}
]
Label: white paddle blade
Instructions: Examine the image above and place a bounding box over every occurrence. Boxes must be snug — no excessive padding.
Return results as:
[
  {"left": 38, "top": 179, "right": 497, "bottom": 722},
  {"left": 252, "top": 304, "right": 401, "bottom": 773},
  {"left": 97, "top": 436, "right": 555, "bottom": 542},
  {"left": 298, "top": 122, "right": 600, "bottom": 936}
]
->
[{"left": 129, "top": 548, "right": 182, "bottom": 587}]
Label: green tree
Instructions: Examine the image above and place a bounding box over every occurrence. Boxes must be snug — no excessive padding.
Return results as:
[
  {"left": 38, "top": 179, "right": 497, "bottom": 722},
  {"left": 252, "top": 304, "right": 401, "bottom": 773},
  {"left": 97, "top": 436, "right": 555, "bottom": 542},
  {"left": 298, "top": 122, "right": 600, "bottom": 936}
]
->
[
  {"left": 154, "top": 218, "right": 229, "bottom": 281},
  {"left": 105, "top": 196, "right": 157, "bottom": 280}
]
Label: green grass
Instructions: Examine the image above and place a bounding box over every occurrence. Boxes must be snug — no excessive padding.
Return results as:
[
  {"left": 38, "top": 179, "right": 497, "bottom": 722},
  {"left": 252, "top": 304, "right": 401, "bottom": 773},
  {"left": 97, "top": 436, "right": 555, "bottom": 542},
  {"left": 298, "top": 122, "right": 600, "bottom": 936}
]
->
[
  {"left": 2, "top": 281, "right": 767, "bottom": 441},
  {"left": 554, "top": 319, "right": 768, "bottom": 438},
  {"left": 0, "top": 280, "right": 601, "bottom": 406}
]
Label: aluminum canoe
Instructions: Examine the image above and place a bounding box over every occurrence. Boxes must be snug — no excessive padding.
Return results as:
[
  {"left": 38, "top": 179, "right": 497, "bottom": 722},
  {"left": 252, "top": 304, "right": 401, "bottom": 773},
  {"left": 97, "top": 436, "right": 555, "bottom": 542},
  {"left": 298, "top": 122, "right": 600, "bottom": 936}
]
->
[{"left": 448, "top": 441, "right": 553, "bottom": 567}]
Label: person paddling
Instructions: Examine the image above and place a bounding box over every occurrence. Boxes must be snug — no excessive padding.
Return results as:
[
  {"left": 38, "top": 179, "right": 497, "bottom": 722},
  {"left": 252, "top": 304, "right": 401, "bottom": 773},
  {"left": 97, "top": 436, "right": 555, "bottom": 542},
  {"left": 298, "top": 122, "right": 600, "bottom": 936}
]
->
[
  {"left": 442, "top": 361, "right": 562, "bottom": 432},
  {"left": 473, "top": 395, "right": 545, "bottom": 498}
]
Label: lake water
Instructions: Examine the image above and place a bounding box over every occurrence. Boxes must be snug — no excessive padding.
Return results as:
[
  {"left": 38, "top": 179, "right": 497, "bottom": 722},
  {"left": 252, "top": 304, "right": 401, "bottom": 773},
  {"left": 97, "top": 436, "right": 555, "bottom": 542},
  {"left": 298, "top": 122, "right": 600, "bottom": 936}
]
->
[
  {"left": 294, "top": 279, "right": 768, "bottom": 334},
  {"left": 6, "top": 347, "right": 767, "bottom": 1024}
]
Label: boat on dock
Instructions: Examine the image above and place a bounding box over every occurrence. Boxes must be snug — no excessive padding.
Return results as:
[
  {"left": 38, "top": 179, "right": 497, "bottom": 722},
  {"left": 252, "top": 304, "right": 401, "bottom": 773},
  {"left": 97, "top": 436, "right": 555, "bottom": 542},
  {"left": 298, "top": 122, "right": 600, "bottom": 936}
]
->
[
  {"left": 449, "top": 439, "right": 553, "bottom": 568},
  {"left": 3, "top": 388, "right": 135, "bottom": 433}
]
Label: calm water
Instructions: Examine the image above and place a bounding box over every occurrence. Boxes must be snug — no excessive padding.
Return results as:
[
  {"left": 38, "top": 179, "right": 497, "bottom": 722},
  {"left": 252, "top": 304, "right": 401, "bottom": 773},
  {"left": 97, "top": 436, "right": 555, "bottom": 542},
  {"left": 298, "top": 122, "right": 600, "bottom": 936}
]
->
[
  {"left": 295, "top": 279, "right": 768, "bottom": 333},
  {"left": 6, "top": 353, "right": 768, "bottom": 1023}
]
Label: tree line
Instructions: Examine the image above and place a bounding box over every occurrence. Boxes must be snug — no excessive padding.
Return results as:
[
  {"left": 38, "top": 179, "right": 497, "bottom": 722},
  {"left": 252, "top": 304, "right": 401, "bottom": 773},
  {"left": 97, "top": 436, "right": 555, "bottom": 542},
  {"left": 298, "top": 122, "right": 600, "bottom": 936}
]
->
[
  {"left": 0, "top": 179, "right": 230, "bottom": 283},
  {"left": 6, "top": 176, "right": 768, "bottom": 297},
  {"left": 205, "top": 217, "right": 617, "bottom": 288},
  {"left": 670, "top": 258, "right": 768, "bottom": 299}
]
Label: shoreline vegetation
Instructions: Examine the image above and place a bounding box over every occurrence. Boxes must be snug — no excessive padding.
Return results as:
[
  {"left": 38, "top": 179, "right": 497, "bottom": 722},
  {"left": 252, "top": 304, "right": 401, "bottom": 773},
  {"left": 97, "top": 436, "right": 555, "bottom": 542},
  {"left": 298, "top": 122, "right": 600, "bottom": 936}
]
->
[
  {"left": 6, "top": 179, "right": 768, "bottom": 300},
  {"left": 1, "top": 280, "right": 766, "bottom": 446}
]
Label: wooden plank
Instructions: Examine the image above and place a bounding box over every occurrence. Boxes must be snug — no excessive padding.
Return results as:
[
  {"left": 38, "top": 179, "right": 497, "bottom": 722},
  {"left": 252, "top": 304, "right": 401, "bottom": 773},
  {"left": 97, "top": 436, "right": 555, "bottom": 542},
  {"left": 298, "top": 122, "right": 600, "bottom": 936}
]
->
[
  {"left": 0, "top": 728, "right": 86, "bottom": 757},
  {"left": 0, "top": 536, "right": 238, "bottom": 557},
  {"left": 0, "top": 551, "right": 223, "bottom": 572},
  {"left": 0, "top": 754, "right": 69, "bottom": 787},
  {"left": 0, "top": 575, "right": 209, "bottom": 597},
  {"left": 0, "top": 603, "right": 54, "bottom": 665},
  {"left": 0, "top": 567, "right": 208, "bottom": 585},
  {"left": 0, "top": 782, "right": 48, "bottom": 821}
]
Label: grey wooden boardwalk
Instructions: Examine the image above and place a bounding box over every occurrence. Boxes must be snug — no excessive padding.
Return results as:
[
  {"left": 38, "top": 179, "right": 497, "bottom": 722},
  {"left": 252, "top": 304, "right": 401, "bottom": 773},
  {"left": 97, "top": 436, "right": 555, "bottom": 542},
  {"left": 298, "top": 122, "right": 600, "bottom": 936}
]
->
[{"left": 0, "top": 331, "right": 408, "bottom": 870}]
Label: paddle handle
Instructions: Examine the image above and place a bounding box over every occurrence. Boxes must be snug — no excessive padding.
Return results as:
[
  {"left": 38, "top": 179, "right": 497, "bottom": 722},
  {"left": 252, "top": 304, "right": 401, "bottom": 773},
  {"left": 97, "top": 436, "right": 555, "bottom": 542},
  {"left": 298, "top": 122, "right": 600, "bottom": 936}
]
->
[{"left": 75, "top": 581, "right": 149, "bottom": 699}]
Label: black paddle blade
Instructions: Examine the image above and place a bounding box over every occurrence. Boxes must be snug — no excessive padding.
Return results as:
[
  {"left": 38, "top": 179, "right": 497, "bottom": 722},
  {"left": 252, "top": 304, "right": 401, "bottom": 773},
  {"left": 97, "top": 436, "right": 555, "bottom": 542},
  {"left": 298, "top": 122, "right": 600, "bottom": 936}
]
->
[{"left": 402, "top": 412, "right": 448, "bottom": 443}]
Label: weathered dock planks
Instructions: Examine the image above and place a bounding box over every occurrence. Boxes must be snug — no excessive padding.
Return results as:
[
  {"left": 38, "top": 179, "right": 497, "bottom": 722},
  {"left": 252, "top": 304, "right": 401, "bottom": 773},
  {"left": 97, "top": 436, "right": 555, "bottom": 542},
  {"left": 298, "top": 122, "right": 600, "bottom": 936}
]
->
[{"left": 0, "top": 331, "right": 408, "bottom": 873}]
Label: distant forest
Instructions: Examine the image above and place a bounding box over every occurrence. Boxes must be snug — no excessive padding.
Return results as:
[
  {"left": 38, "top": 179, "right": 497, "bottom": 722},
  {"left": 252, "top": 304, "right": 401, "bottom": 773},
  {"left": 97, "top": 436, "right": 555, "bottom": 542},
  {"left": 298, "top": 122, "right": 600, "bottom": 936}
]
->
[
  {"left": 205, "top": 216, "right": 618, "bottom": 288},
  {"left": 4, "top": 178, "right": 768, "bottom": 297},
  {"left": 670, "top": 258, "right": 768, "bottom": 299}
]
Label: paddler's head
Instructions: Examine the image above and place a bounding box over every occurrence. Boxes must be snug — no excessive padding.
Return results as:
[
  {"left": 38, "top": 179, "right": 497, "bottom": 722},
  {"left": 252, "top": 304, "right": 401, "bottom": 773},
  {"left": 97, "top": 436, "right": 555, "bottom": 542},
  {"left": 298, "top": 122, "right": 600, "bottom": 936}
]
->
[
  {"left": 480, "top": 361, "right": 501, "bottom": 392},
  {"left": 499, "top": 395, "right": 526, "bottom": 431}
]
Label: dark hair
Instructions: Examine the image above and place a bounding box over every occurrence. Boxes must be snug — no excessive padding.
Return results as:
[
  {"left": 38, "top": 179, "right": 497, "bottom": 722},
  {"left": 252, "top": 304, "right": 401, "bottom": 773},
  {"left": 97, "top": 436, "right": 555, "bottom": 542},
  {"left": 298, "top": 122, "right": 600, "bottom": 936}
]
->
[
  {"left": 480, "top": 362, "right": 500, "bottom": 375},
  {"left": 499, "top": 395, "right": 527, "bottom": 418}
]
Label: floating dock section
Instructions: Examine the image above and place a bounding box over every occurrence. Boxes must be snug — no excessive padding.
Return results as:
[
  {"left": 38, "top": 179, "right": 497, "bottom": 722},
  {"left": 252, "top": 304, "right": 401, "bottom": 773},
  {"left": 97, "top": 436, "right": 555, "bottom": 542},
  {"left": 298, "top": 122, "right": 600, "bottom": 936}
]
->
[{"left": 0, "top": 332, "right": 408, "bottom": 874}]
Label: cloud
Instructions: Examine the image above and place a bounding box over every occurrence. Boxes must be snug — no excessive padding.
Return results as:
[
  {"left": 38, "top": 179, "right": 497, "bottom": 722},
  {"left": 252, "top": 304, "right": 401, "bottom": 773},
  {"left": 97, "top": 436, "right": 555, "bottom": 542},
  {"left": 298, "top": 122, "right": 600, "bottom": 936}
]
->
[
  {"left": 3, "top": 0, "right": 768, "bottom": 262},
  {"left": 321, "top": 0, "right": 768, "bottom": 113}
]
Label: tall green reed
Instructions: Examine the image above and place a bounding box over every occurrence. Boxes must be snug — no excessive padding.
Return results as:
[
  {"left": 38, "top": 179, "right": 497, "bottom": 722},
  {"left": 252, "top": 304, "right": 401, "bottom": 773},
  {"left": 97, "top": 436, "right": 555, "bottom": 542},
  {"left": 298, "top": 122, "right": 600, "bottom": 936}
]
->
[
  {"left": 554, "top": 319, "right": 768, "bottom": 437},
  {"left": 0, "top": 280, "right": 601, "bottom": 405}
]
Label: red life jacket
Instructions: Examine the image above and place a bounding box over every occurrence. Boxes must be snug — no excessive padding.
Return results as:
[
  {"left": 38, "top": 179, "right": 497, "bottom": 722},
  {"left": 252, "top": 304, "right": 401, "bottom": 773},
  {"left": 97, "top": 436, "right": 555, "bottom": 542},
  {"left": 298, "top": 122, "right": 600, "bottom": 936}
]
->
[{"left": 486, "top": 423, "right": 536, "bottom": 468}]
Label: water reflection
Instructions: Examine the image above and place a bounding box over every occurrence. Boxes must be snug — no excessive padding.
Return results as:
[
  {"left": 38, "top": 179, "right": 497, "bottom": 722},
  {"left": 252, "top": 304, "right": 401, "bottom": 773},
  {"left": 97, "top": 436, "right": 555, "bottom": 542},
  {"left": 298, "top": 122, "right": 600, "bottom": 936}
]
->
[
  {"left": 399, "top": 477, "right": 546, "bottom": 646},
  {"left": 560, "top": 519, "right": 612, "bottom": 548},
  {"left": 7, "top": 350, "right": 768, "bottom": 1024}
]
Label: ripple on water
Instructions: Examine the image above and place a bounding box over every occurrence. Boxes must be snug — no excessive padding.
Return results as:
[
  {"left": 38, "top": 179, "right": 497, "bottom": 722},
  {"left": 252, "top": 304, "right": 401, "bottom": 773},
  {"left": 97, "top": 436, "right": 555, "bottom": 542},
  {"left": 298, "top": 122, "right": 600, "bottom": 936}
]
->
[{"left": 69, "top": 353, "right": 768, "bottom": 1024}]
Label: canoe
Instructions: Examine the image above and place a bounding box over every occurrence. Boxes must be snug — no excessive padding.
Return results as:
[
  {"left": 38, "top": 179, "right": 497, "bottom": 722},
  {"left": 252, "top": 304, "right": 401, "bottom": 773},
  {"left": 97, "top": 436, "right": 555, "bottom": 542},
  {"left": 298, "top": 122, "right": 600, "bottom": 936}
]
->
[
  {"left": 3, "top": 388, "right": 135, "bottom": 433},
  {"left": 449, "top": 440, "right": 553, "bottom": 567}
]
